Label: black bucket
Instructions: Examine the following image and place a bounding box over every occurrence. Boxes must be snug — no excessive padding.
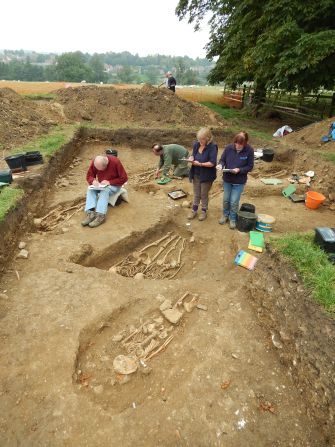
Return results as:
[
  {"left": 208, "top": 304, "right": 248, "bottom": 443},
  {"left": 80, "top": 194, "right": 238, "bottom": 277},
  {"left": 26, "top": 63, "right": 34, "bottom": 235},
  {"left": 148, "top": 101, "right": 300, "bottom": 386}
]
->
[
  {"left": 5, "top": 154, "right": 27, "bottom": 171},
  {"left": 25, "top": 151, "right": 43, "bottom": 166},
  {"left": 237, "top": 211, "right": 257, "bottom": 232},
  {"left": 240, "top": 203, "right": 256, "bottom": 214},
  {"left": 106, "top": 148, "right": 118, "bottom": 157},
  {"left": 262, "top": 149, "right": 274, "bottom": 162}
]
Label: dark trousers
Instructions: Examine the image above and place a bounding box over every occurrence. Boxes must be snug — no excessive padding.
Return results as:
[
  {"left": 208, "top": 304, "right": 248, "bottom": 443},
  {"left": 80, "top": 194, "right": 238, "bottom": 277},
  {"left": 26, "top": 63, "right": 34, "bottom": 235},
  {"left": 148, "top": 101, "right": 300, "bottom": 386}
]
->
[{"left": 192, "top": 176, "right": 213, "bottom": 210}]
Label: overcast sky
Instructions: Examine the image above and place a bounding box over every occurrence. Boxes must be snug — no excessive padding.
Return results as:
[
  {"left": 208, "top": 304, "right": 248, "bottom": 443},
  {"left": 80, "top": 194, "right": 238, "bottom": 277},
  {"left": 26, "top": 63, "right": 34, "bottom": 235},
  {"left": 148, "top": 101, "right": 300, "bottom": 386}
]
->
[{"left": 0, "top": 0, "right": 210, "bottom": 59}]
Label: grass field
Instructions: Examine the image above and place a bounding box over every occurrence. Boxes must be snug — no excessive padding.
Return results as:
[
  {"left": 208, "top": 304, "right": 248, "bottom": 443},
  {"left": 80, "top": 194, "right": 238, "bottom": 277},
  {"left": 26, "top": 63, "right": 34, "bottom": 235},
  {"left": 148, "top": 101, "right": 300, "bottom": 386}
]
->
[{"left": 0, "top": 80, "right": 231, "bottom": 106}]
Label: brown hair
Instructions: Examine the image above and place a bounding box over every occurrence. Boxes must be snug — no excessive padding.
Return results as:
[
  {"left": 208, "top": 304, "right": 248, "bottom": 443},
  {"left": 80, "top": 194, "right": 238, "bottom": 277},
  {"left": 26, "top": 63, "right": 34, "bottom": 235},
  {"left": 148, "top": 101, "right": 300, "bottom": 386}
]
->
[{"left": 233, "top": 131, "right": 249, "bottom": 145}]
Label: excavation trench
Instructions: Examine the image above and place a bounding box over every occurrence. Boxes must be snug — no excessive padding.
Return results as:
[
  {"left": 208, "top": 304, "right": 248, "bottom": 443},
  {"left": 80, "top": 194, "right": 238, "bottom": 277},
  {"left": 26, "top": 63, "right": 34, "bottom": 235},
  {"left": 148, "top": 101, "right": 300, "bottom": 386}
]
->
[{"left": 0, "top": 127, "right": 334, "bottom": 445}]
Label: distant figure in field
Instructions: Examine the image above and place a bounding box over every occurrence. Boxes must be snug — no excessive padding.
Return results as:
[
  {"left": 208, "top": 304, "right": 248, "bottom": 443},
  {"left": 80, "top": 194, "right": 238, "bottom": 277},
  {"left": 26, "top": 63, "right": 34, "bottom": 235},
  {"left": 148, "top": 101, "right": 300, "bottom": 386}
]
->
[
  {"left": 159, "top": 71, "right": 177, "bottom": 92},
  {"left": 82, "top": 155, "right": 128, "bottom": 228},
  {"left": 152, "top": 143, "right": 189, "bottom": 179}
]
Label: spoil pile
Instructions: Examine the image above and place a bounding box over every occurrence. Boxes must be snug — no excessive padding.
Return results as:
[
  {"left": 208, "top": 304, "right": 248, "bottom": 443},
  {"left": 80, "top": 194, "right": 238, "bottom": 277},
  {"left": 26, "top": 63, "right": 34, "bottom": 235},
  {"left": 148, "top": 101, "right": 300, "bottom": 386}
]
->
[
  {"left": 0, "top": 88, "right": 53, "bottom": 150},
  {"left": 55, "top": 84, "right": 223, "bottom": 127},
  {"left": 284, "top": 116, "right": 335, "bottom": 147}
]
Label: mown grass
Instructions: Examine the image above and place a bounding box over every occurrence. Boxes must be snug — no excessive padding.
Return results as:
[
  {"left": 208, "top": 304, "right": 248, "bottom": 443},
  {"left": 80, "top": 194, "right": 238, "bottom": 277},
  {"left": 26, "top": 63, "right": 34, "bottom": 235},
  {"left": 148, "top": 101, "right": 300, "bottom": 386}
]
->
[
  {"left": 200, "top": 102, "right": 244, "bottom": 120},
  {"left": 1, "top": 126, "right": 77, "bottom": 223},
  {"left": 201, "top": 102, "right": 274, "bottom": 142},
  {"left": 320, "top": 152, "right": 335, "bottom": 164},
  {"left": 272, "top": 233, "right": 335, "bottom": 314},
  {"left": 0, "top": 187, "right": 24, "bottom": 222},
  {"left": 13, "top": 125, "right": 76, "bottom": 158},
  {"left": 23, "top": 93, "right": 57, "bottom": 100}
]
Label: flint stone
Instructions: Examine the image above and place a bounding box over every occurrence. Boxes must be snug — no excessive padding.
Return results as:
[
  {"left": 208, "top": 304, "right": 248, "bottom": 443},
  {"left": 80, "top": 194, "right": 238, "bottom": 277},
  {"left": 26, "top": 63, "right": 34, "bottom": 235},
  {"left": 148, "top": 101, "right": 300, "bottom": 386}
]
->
[
  {"left": 159, "top": 299, "right": 172, "bottom": 311},
  {"left": 162, "top": 308, "right": 183, "bottom": 324},
  {"left": 17, "top": 249, "right": 29, "bottom": 259}
]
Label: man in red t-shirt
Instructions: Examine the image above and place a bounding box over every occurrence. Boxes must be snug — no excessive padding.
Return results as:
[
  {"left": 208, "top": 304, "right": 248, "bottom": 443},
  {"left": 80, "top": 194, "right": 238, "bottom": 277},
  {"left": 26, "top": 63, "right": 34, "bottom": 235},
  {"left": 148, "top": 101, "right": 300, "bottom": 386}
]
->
[{"left": 82, "top": 154, "right": 128, "bottom": 228}]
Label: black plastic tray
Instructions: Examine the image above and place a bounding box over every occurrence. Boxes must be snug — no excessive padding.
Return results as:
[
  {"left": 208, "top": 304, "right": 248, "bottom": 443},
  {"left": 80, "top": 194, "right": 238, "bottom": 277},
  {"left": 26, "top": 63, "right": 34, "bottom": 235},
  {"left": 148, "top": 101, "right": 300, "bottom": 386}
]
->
[{"left": 167, "top": 189, "right": 187, "bottom": 200}]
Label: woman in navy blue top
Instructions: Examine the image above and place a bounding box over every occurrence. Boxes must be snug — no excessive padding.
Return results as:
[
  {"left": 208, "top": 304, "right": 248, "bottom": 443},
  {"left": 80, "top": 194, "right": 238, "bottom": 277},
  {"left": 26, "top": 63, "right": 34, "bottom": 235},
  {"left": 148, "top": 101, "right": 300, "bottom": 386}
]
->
[
  {"left": 217, "top": 132, "right": 254, "bottom": 229},
  {"left": 188, "top": 128, "right": 218, "bottom": 221}
]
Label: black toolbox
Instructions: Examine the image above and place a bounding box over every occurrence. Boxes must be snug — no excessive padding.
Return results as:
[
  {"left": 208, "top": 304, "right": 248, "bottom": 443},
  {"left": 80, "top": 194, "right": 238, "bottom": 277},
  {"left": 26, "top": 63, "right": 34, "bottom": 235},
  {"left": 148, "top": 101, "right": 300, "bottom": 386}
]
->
[{"left": 314, "top": 228, "right": 335, "bottom": 253}]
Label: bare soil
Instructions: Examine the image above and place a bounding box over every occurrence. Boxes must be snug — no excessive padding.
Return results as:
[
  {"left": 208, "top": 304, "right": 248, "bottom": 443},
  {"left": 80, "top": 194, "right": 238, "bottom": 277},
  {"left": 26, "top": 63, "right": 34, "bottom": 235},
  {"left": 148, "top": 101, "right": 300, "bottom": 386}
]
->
[
  {"left": 0, "top": 88, "right": 54, "bottom": 150},
  {"left": 0, "top": 132, "right": 334, "bottom": 446},
  {"left": 283, "top": 116, "right": 335, "bottom": 148},
  {"left": 54, "top": 84, "right": 224, "bottom": 127}
]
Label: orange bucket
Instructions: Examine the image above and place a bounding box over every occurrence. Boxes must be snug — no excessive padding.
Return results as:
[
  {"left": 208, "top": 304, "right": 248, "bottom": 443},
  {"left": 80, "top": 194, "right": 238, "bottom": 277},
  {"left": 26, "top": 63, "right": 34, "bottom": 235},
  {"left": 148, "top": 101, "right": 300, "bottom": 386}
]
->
[{"left": 305, "top": 191, "right": 326, "bottom": 209}]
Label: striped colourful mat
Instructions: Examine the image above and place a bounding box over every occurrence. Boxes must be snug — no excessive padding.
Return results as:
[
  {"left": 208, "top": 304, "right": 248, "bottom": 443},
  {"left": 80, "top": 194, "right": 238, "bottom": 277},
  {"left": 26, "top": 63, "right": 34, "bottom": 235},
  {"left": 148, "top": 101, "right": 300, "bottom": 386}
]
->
[{"left": 234, "top": 250, "right": 258, "bottom": 271}]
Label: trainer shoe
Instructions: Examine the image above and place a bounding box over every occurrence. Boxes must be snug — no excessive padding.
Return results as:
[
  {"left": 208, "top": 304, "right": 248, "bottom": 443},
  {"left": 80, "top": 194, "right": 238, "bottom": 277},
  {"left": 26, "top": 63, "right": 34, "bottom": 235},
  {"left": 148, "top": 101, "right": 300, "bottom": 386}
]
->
[
  {"left": 81, "top": 211, "right": 96, "bottom": 227},
  {"left": 187, "top": 210, "right": 198, "bottom": 220},
  {"left": 88, "top": 213, "right": 106, "bottom": 228},
  {"left": 198, "top": 211, "right": 207, "bottom": 221},
  {"left": 219, "top": 216, "right": 229, "bottom": 225},
  {"left": 229, "top": 220, "right": 236, "bottom": 230}
]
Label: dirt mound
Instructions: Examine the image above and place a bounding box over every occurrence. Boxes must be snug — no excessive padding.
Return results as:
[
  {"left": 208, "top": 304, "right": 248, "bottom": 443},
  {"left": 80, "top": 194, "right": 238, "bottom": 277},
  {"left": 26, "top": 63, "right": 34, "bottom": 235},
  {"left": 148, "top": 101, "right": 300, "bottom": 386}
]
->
[
  {"left": 284, "top": 116, "right": 335, "bottom": 147},
  {"left": 55, "top": 85, "right": 223, "bottom": 127},
  {"left": 0, "top": 88, "right": 55, "bottom": 150}
]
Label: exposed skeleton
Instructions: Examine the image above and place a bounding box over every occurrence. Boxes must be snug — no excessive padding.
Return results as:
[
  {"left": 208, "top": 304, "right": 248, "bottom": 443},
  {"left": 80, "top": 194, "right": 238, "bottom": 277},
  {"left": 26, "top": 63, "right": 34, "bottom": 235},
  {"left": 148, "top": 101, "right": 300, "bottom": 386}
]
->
[
  {"left": 109, "top": 231, "right": 187, "bottom": 279},
  {"left": 131, "top": 168, "right": 156, "bottom": 185},
  {"left": 38, "top": 199, "right": 85, "bottom": 231},
  {"left": 111, "top": 292, "right": 199, "bottom": 371}
]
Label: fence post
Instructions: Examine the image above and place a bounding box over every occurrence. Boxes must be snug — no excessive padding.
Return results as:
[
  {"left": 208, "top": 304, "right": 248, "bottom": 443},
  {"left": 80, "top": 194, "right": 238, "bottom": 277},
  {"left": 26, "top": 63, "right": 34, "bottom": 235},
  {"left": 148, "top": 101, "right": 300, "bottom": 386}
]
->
[
  {"left": 329, "top": 92, "right": 335, "bottom": 118},
  {"left": 241, "top": 85, "right": 246, "bottom": 107}
]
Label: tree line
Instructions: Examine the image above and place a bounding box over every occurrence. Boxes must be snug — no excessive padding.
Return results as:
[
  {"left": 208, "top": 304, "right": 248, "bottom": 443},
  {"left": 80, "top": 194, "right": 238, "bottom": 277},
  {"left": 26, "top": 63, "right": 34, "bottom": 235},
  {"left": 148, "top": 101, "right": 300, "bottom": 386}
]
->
[
  {"left": 0, "top": 50, "right": 213, "bottom": 85},
  {"left": 176, "top": 0, "right": 335, "bottom": 102}
]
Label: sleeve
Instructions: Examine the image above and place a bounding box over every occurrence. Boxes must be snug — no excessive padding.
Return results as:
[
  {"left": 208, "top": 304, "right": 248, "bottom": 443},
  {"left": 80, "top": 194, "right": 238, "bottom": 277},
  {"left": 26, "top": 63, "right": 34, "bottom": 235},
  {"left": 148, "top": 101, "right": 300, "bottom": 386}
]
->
[
  {"left": 192, "top": 142, "right": 198, "bottom": 157},
  {"left": 239, "top": 147, "right": 254, "bottom": 174},
  {"left": 162, "top": 151, "right": 173, "bottom": 176},
  {"left": 218, "top": 146, "right": 227, "bottom": 167},
  {"left": 207, "top": 144, "right": 218, "bottom": 165},
  {"left": 110, "top": 160, "right": 128, "bottom": 186},
  {"left": 158, "top": 155, "right": 164, "bottom": 169},
  {"left": 86, "top": 161, "right": 96, "bottom": 184}
]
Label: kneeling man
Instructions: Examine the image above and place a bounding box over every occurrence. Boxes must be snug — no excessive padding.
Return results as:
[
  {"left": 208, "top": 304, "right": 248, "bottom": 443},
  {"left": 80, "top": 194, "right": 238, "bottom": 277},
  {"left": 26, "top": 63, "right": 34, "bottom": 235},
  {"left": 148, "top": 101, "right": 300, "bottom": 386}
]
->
[
  {"left": 152, "top": 143, "right": 190, "bottom": 179},
  {"left": 82, "top": 154, "right": 128, "bottom": 228}
]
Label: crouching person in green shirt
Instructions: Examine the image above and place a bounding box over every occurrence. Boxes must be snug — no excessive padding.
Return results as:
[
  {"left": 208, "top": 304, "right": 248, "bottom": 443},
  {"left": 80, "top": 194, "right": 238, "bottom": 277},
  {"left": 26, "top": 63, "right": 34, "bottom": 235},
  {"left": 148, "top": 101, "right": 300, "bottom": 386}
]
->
[{"left": 152, "top": 143, "right": 190, "bottom": 179}]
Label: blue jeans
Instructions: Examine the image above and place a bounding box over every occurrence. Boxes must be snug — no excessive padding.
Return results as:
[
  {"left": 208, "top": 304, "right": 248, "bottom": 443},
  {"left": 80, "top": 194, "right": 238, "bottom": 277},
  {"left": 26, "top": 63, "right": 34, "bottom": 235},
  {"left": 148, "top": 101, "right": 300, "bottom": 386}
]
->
[
  {"left": 223, "top": 182, "right": 245, "bottom": 222},
  {"left": 85, "top": 185, "right": 121, "bottom": 215}
]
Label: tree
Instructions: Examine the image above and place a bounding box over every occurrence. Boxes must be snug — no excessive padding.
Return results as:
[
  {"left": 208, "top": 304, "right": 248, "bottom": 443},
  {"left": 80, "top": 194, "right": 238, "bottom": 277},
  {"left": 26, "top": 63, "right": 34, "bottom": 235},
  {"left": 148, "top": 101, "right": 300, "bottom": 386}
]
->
[
  {"left": 117, "top": 66, "right": 135, "bottom": 83},
  {"left": 55, "top": 52, "right": 93, "bottom": 82},
  {"left": 176, "top": 0, "right": 335, "bottom": 98},
  {"left": 142, "top": 65, "right": 160, "bottom": 85},
  {"left": 89, "top": 54, "right": 107, "bottom": 83}
]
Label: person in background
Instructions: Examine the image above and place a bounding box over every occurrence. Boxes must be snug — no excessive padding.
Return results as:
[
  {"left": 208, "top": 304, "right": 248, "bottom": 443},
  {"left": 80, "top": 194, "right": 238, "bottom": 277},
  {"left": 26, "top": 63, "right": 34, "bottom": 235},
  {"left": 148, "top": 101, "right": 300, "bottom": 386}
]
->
[
  {"left": 152, "top": 143, "right": 190, "bottom": 179},
  {"left": 217, "top": 131, "right": 254, "bottom": 229},
  {"left": 81, "top": 155, "right": 128, "bottom": 228},
  {"left": 158, "top": 72, "right": 176, "bottom": 92},
  {"left": 165, "top": 71, "right": 177, "bottom": 92},
  {"left": 188, "top": 127, "right": 218, "bottom": 221}
]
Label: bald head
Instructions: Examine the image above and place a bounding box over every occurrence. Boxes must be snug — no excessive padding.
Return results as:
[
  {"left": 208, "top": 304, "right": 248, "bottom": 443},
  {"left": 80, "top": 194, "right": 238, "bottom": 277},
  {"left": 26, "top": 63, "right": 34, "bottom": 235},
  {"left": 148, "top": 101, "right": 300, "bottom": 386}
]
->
[{"left": 94, "top": 155, "right": 109, "bottom": 170}]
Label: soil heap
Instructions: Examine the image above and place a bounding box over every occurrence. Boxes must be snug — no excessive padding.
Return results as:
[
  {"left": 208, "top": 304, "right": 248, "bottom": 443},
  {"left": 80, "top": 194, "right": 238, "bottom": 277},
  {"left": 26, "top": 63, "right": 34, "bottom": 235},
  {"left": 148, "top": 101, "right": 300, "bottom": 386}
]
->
[
  {"left": 0, "top": 88, "right": 54, "bottom": 150},
  {"left": 55, "top": 84, "right": 224, "bottom": 127},
  {"left": 284, "top": 116, "right": 335, "bottom": 148}
]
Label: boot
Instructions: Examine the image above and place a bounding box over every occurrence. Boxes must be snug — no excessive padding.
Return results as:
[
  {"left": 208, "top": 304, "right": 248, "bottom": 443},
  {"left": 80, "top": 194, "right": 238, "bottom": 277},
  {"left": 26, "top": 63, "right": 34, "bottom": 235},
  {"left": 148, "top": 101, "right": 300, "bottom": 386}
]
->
[
  {"left": 187, "top": 210, "right": 198, "bottom": 220},
  {"left": 219, "top": 215, "right": 229, "bottom": 225},
  {"left": 229, "top": 220, "right": 236, "bottom": 230},
  {"left": 88, "top": 213, "right": 106, "bottom": 228},
  {"left": 81, "top": 211, "right": 96, "bottom": 227},
  {"left": 198, "top": 210, "right": 207, "bottom": 221}
]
